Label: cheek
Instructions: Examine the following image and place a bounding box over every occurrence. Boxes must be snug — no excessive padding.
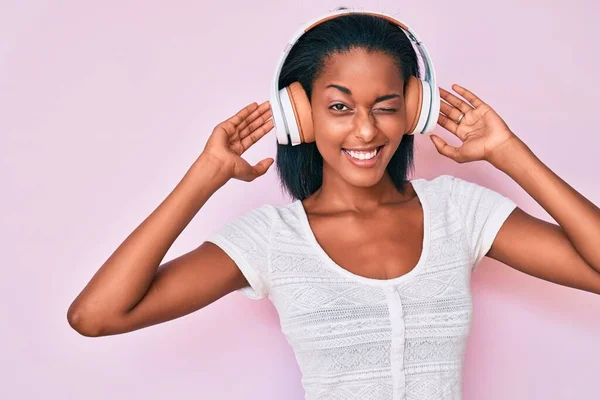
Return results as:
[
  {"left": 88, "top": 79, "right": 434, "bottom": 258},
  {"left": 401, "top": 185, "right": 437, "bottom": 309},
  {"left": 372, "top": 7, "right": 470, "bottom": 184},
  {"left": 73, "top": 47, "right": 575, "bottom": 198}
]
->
[
  {"left": 312, "top": 117, "right": 348, "bottom": 151},
  {"left": 313, "top": 112, "right": 351, "bottom": 138},
  {"left": 380, "top": 113, "right": 407, "bottom": 132},
  {"left": 314, "top": 137, "right": 342, "bottom": 162}
]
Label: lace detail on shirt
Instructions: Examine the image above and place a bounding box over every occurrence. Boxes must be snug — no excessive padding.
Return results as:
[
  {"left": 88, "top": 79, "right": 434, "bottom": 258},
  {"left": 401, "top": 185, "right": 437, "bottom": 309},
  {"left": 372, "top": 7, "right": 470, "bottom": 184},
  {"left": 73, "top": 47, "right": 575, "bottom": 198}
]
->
[{"left": 206, "top": 174, "right": 516, "bottom": 399}]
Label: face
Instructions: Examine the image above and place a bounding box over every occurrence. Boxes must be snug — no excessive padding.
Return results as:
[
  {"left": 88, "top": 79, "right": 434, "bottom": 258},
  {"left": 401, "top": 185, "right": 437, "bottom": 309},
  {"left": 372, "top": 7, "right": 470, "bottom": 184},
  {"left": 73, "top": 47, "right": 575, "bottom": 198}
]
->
[{"left": 310, "top": 48, "right": 408, "bottom": 188}]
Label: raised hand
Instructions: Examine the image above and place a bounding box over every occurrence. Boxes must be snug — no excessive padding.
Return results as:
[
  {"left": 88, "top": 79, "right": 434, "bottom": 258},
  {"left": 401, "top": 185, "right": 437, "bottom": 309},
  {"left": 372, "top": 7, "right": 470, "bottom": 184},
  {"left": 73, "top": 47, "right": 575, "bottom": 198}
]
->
[
  {"left": 202, "top": 100, "right": 275, "bottom": 182},
  {"left": 432, "top": 84, "right": 519, "bottom": 164}
]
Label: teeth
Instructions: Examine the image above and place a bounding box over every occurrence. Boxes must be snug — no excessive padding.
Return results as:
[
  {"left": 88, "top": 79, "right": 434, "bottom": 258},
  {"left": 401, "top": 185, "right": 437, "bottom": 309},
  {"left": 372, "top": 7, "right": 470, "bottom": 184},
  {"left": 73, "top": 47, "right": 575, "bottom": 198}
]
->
[{"left": 343, "top": 147, "right": 379, "bottom": 160}]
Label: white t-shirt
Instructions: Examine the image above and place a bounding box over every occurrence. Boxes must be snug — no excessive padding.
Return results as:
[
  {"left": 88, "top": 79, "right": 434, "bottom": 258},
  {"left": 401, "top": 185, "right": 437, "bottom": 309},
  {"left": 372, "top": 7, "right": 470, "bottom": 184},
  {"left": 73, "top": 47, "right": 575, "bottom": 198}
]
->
[{"left": 206, "top": 174, "right": 517, "bottom": 400}]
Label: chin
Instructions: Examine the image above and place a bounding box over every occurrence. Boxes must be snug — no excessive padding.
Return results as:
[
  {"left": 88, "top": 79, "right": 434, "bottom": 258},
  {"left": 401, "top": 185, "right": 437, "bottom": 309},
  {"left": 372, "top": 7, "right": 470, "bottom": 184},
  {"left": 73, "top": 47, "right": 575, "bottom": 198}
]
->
[
  {"left": 338, "top": 163, "right": 388, "bottom": 188},
  {"left": 345, "top": 172, "right": 386, "bottom": 188}
]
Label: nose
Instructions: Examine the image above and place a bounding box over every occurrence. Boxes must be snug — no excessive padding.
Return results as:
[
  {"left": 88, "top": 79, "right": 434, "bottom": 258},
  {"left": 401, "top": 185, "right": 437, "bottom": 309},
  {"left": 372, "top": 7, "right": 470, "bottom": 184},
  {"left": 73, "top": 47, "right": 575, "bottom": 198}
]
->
[{"left": 353, "top": 108, "right": 378, "bottom": 142}]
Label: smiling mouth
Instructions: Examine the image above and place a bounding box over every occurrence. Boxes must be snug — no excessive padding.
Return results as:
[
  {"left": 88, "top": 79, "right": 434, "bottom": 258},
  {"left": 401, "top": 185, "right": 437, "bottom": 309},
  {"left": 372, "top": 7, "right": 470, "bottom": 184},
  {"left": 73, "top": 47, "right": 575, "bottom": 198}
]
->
[{"left": 341, "top": 145, "right": 385, "bottom": 160}]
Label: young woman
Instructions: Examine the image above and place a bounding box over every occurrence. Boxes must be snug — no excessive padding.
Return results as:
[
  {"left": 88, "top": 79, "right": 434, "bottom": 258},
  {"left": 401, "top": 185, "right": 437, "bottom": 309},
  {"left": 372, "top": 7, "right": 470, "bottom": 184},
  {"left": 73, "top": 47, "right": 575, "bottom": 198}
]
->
[{"left": 67, "top": 9, "right": 600, "bottom": 400}]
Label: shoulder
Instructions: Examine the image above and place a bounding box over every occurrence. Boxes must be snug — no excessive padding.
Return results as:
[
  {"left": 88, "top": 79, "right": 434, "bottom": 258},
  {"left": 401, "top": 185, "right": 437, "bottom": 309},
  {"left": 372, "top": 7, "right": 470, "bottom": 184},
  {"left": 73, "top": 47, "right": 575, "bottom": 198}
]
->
[
  {"left": 210, "top": 203, "right": 280, "bottom": 244},
  {"left": 413, "top": 173, "right": 492, "bottom": 196},
  {"left": 227, "top": 203, "right": 278, "bottom": 225},
  {"left": 225, "top": 201, "right": 301, "bottom": 230},
  {"left": 214, "top": 199, "right": 305, "bottom": 230},
  {"left": 411, "top": 174, "right": 458, "bottom": 196},
  {"left": 413, "top": 174, "right": 516, "bottom": 214}
]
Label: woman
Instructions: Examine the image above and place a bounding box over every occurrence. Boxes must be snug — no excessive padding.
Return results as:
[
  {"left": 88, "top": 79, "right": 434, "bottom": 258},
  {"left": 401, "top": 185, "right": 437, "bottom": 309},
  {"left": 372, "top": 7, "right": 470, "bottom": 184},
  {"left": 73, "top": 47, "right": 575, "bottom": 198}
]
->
[{"left": 67, "top": 9, "right": 600, "bottom": 400}]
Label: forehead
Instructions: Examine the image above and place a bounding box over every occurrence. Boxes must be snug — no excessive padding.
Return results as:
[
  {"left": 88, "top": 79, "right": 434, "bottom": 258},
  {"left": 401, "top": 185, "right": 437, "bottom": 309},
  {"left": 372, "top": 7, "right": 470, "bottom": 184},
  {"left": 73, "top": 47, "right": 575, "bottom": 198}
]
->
[{"left": 315, "top": 48, "right": 404, "bottom": 90}]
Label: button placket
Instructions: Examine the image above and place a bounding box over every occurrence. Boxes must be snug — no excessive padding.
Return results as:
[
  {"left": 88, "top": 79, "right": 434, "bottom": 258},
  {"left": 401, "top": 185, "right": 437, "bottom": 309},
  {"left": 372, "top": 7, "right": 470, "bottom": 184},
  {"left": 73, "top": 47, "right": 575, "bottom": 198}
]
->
[{"left": 385, "top": 286, "right": 407, "bottom": 400}]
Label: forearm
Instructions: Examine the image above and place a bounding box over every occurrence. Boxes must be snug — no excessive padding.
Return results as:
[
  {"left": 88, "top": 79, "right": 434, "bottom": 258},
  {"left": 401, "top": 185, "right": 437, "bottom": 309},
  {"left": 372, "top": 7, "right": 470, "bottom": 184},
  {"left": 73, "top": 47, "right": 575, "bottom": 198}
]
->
[
  {"left": 68, "top": 155, "right": 231, "bottom": 324},
  {"left": 490, "top": 137, "right": 600, "bottom": 272}
]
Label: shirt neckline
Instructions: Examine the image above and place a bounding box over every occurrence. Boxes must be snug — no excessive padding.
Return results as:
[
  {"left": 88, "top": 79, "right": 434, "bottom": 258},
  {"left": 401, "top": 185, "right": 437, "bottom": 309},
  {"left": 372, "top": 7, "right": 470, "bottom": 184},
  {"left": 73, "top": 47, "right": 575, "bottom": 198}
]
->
[{"left": 294, "top": 178, "right": 430, "bottom": 287}]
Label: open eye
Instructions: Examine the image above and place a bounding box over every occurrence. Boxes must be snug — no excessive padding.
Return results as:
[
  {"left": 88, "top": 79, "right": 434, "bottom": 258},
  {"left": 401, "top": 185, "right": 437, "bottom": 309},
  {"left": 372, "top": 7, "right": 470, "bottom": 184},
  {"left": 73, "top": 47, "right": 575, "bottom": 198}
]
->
[{"left": 329, "top": 103, "right": 350, "bottom": 112}]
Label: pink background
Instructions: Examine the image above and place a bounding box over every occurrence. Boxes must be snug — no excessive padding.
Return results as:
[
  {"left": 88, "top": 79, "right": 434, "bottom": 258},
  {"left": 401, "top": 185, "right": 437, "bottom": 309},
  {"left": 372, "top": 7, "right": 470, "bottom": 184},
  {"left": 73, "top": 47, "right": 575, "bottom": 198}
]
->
[{"left": 2, "top": 0, "right": 599, "bottom": 399}]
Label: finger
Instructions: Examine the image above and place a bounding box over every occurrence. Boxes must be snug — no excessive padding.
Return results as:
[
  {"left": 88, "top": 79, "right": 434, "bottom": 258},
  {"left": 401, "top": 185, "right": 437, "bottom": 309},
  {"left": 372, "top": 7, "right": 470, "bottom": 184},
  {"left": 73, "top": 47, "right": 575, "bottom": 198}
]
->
[
  {"left": 236, "top": 105, "right": 272, "bottom": 142},
  {"left": 240, "top": 118, "right": 274, "bottom": 151},
  {"left": 227, "top": 102, "right": 259, "bottom": 127},
  {"left": 230, "top": 101, "right": 269, "bottom": 132},
  {"left": 438, "top": 106, "right": 468, "bottom": 141},
  {"left": 430, "top": 135, "right": 466, "bottom": 163},
  {"left": 439, "top": 87, "right": 473, "bottom": 114},
  {"left": 229, "top": 101, "right": 271, "bottom": 143},
  {"left": 239, "top": 100, "right": 271, "bottom": 130},
  {"left": 451, "top": 84, "right": 486, "bottom": 108},
  {"left": 439, "top": 101, "right": 463, "bottom": 125},
  {"left": 437, "top": 111, "right": 459, "bottom": 133}
]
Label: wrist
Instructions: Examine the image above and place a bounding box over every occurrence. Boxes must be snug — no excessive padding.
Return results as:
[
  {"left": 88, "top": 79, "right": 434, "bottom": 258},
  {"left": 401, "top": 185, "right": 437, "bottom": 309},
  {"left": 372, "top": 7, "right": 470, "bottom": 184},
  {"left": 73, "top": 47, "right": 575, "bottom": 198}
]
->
[
  {"left": 187, "top": 153, "right": 232, "bottom": 187},
  {"left": 487, "top": 135, "right": 531, "bottom": 170}
]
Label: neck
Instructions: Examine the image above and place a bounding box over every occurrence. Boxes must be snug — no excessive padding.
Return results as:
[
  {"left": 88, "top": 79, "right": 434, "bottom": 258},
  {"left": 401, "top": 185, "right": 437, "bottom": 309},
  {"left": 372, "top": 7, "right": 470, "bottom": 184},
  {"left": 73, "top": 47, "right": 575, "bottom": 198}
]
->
[{"left": 307, "top": 163, "right": 411, "bottom": 213}]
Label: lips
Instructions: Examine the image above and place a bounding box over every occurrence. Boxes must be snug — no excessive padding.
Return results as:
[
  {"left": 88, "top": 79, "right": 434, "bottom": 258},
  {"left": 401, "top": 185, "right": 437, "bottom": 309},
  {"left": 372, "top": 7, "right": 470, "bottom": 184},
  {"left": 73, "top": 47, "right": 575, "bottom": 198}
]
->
[
  {"left": 341, "top": 145, "right": 384, "bottom": 157},
  {"left": 341, "top": 145, "right": 385, "bottom": 168}
]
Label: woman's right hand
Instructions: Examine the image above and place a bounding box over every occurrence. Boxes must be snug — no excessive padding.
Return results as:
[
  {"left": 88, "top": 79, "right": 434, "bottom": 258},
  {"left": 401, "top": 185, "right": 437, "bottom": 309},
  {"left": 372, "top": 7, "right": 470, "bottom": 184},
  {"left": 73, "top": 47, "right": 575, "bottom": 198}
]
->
[{"left": 201, "top": 100, "right": 275, "bottom": 182}]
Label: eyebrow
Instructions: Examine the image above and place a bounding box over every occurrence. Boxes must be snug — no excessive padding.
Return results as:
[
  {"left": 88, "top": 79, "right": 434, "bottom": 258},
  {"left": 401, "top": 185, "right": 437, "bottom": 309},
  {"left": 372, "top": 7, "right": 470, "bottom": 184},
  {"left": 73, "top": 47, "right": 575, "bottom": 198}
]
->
[{"left": 326, "top": 84, "right": 401, "bottom": 103}]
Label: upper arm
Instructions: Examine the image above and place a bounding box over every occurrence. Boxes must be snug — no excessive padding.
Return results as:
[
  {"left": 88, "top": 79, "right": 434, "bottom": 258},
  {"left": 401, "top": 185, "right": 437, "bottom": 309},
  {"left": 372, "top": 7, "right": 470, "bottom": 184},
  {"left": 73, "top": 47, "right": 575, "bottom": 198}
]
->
[
  {"left": 100, "top": 204, "right": 275, "bottom": 336},
  {"left": 99, "top": 241, "right": 251, "bottom": 336},
  {"left": 487, "top": 207, "right": 600, "bottom": 295}
]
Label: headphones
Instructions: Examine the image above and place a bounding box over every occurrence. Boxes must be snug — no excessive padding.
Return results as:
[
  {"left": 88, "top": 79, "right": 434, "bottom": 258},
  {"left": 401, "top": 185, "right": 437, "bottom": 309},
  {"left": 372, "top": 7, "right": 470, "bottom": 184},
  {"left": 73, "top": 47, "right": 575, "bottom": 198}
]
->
[{"left": 270, "top": 8, "right": 441, "bottom": 146}]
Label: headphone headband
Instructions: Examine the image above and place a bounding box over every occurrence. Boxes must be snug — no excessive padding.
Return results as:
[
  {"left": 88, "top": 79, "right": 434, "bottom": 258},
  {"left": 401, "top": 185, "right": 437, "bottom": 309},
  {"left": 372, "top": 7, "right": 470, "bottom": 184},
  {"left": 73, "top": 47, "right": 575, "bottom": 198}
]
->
[{"left": 270, "top": 9, "right": 440, "bottom": 145}]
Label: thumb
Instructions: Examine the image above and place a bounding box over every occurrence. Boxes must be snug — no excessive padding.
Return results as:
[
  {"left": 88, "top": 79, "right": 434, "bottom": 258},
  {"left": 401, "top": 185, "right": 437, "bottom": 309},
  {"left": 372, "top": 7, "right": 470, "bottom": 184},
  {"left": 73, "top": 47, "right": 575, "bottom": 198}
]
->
[
  {"left": 430, "top": 135, "right": 462, "bottom": 163},
  {"left": 252, "top": 157, "right": 274, "bottom": 177}
]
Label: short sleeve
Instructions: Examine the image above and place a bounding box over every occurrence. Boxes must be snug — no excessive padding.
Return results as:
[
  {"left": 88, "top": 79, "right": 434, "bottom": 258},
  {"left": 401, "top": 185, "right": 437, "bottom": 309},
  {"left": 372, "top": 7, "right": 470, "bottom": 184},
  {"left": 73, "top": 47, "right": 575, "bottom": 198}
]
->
[
  {"left": 448, "top": 175, "right": 518, "bottom": 270},
  {"left": 205, "top": 204, "right": 275, "bottom": 300}
]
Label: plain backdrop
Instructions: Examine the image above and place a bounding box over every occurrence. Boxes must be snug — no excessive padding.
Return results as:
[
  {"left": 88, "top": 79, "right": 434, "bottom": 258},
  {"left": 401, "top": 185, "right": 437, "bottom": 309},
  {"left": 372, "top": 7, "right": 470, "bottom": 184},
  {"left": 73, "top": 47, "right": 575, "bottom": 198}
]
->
[{"left": 1, "top": 0, "right": 599, "bottom": 399}]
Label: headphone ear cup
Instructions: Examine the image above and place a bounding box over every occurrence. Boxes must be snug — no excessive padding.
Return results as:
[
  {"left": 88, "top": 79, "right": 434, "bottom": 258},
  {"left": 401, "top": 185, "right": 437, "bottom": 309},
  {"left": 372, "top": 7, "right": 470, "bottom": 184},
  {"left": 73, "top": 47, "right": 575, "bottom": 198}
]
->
[
  {"left": 287, "top": 82, "right": 315, "bottom": 143},
  {"left": 278, "top": 82, "right": 314, "bottom": 145},
  {"left": 404, "top": 75, "right": 423, "bottom": 135},
  {"left": 422, "top": 82, "right": 440, "bottom": 134}
]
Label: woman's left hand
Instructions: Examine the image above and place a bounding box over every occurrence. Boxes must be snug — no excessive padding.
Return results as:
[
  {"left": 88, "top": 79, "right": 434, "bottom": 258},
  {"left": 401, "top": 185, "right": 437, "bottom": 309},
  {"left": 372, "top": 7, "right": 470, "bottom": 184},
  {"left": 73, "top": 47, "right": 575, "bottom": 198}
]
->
[{"left": 432, "top": 84, "right": 519, "bottom": 164}]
